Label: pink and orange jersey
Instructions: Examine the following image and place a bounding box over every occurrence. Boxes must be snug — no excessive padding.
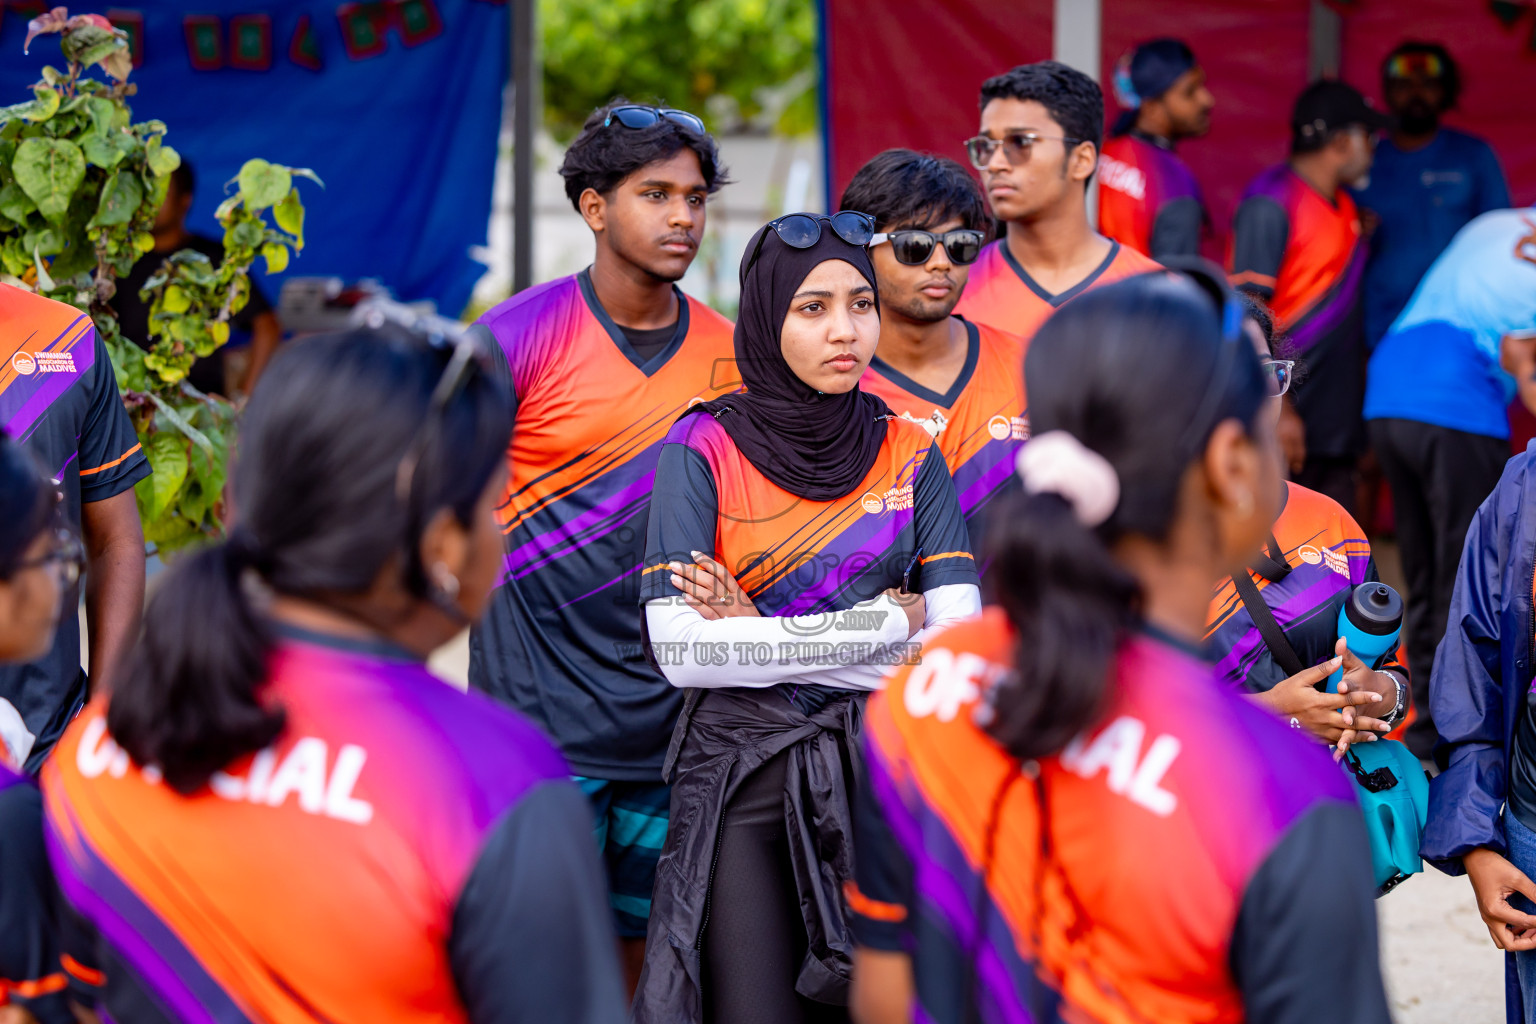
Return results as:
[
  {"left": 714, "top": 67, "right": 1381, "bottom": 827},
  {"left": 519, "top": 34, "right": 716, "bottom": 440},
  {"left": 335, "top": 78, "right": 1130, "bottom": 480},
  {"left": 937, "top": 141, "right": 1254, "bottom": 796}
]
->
[
  {"left": 640, "top": 414, "right": 976, "bottom": 619},
  {"left": 1098, "top": 133, "right": 1206, "bottom": 260},
  {"left": 469, "top": 270, "right": 737, "bottom": 779},
  {"left": 953, "top": 239, "right": 1160, "bottom": 341},
  {"left": 0, "top": 285, "right": 147, "bottom": 766},
  {"left": 1207, "top": 482, "right": 1407, "bottom": 692},
  {"left": 850, "top": 610, "right": 1379, "bottom": 1023},
  {"left": 1229, "top": 165, "right": 1369, "bottom": 460},
  {"left": 41, "top": 635, "right": 618, "bottom": 1024},
  {"left": 860, "top": 318, "right": 1026, "bottom": 561}
]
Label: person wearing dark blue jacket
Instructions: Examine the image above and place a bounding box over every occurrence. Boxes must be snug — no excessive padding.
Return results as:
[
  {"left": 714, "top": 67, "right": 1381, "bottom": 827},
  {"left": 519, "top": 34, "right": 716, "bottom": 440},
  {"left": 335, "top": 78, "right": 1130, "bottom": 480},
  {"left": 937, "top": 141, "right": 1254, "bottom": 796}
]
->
[{"left": 1426, "top": 441, "right": 1536, "bottom": 1023}]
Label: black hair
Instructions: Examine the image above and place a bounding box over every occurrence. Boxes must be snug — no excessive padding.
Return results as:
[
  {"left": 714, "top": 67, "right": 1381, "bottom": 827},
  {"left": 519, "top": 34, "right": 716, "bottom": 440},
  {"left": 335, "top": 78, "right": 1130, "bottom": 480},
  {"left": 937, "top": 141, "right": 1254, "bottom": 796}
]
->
[
  {"left": 838, "top": 149, "right": 992, "bottom": 233},
  {"left": 559, "top": 99, "right": 731, "bottom": 211},
  {"left": 169, "top": 160, "right": 194, "bottom": 200},
  {"left": 979, "top": 60, "right": 1104, "bottom": 167},
  {"left": 107, "top": 327, "right": 513, "bottom": 794},
  {"left": 983, "top": 273, "right": 1266, "bottom": 761},
  {"left": 1382, "top": 40, "right": 1460, "bottom": 109},
  {"left": 1238, "top": 292, "right": 1276, "bottom": 355},
  {"left": 0, "top": 432, "right": 54, "bottom": 579}
]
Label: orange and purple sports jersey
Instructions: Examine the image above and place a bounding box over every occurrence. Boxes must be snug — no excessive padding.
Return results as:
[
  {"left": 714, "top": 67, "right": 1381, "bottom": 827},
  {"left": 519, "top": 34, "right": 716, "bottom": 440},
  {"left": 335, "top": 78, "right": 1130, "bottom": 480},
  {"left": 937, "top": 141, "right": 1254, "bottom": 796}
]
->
[
  {"left": 1098, "top": 133, "right": 1205, "bottom": 260},
  {"left": 41, "top": 634, "right": 619, "bottom": 1024},
  {"left": 1207, "top": 481, "right": 1407, "bottom": 692},
  {"left": 0, "top": 285, "right": 147, "bottom": 766},
  {"left": 640, "top": 415, "right": 976, "bottom": 620},
  {"left": 469, "top": 270, "right": 737, "bottom": 779},
  {"left": 851, "top": 610, "right": 1377, "bottom": 1024},
  {"left": 953, "top": 239, "right": 1161, "bottom": 340},
  {"left": 860, "top": 318, "right": 1026, "bottom": 561},
  {"left": 1229, "top": 166, "right": 1369, "bottom": 459}
]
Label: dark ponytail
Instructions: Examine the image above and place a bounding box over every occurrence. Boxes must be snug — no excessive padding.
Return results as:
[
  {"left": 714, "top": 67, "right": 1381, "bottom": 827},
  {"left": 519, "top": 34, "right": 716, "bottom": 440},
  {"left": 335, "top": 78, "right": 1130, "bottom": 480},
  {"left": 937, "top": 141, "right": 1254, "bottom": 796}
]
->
[
  {"left": 983, "top": 271, "right": 1265, "bottom": 761},
  {"left": 108, "top": 327, "right": 513, "bottom": 794},
  {"left": 0, "top": 431, "right": 55, "bottom": 578}
]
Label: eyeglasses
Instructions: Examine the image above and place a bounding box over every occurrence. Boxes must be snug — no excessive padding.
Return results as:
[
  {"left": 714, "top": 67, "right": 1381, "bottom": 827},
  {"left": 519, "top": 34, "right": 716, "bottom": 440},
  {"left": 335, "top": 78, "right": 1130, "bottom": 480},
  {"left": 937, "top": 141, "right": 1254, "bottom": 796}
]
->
[
  {"left": 394, "top": 330, "right": 491, "bottom": 508},
  {"left": 1385, "top": 53, "right": 1444, "bottom": 81},
  {"left": 1261, "top": 358, "right": 1295, "bottom": 398},
  {"left": 743, "top": 211, "right": 876, "bottom": 279},
  {"left": 870, "top": 228, "right": 987, "bottom": 266},
  {"left": 603, "top": 105, "right": 706, "bottom": 136},
  {"left": 964, "top": 131, "right": 1084, "bottom": 170},
  {"left": 13, "top": 530, "right": 83, "bottom": 588}
]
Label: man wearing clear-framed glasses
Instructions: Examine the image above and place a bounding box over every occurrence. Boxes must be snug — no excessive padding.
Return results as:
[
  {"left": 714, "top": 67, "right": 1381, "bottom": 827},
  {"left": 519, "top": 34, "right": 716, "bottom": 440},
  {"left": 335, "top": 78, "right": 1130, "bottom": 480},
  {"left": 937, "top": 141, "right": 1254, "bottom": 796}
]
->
[{"left": 954, "top": 60, "right": 1161, "bottom": 343}]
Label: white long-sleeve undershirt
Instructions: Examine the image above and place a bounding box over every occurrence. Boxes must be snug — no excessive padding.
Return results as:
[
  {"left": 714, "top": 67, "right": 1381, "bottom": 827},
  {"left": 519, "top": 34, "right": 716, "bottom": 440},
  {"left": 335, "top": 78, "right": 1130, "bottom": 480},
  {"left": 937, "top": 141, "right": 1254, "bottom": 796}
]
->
[{"left": 643, "top": 583, "right": 981, "bottom": 692}]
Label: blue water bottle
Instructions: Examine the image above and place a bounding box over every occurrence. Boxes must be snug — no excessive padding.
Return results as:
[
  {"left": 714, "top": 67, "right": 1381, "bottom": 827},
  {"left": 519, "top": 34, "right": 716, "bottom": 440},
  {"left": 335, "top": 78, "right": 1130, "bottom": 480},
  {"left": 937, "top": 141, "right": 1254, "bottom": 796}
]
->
[{"left": 1326, "top": 582, "right": 1403, "bottom": 692}]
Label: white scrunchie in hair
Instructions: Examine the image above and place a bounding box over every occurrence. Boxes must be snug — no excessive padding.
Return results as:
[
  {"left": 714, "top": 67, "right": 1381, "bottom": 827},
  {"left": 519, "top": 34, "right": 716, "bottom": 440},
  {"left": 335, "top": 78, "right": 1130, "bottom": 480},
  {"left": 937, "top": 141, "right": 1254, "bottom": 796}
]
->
[{"left": 1015, "top": 430, "right": 1121, "bottom": 528}]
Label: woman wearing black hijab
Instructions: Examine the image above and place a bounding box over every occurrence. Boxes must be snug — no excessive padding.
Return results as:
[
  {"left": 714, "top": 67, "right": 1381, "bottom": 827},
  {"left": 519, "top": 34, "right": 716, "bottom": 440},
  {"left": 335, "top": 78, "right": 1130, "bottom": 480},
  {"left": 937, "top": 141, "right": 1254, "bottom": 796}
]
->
[{"left": 631, "top": 215, "right": 982, "bottom": 1024}]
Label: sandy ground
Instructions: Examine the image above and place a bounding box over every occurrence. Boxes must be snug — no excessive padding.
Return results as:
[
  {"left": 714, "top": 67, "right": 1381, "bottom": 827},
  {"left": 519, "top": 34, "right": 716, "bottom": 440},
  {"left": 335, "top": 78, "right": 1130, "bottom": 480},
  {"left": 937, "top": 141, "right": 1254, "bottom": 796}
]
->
[{"left": 1380, "top": 868, "right": 1504, "bottom": 1022}]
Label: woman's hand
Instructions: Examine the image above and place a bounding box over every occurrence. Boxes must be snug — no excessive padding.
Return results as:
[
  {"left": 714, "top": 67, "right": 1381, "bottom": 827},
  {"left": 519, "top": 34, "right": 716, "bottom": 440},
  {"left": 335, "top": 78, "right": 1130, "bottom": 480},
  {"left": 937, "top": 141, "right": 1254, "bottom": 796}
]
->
[
  {"left": 668, "top": 551, "right": 760, "bottom": 621},
  {"left": 1330, "top": 639, "right": 1400, "bottom": 758},
  {"left": 1248, "top": 656, "right": 1385, "bottom": 744},
  {"left": 884, "top": 588, "right": 926, "bottom": 639},
  {"left": 1464, "top": 847, "right": 1536, "bottom": 951}
]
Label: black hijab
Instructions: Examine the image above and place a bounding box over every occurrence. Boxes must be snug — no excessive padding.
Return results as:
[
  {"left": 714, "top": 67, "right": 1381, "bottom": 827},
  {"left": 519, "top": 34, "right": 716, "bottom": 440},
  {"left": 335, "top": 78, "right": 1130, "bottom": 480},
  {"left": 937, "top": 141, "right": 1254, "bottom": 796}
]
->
[{"left": 692, "top": 221, "right": 891, "bottom": 501}]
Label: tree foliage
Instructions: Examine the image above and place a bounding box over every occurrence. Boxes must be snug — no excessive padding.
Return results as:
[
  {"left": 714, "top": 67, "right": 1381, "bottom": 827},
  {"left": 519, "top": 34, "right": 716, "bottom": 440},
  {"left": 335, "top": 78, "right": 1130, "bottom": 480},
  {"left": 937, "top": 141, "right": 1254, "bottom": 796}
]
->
[
  {"left": 540, "top": 0, "right": 818, "bottom": 139},
  {"left": 0, "top": 9, "right": 317, "bottom": 553}
]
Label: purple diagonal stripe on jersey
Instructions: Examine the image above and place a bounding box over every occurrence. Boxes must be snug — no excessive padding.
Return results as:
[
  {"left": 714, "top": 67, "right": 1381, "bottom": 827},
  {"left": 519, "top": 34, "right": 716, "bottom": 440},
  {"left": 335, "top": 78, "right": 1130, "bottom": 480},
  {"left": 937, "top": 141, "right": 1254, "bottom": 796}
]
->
[
  {"left": 1286, "top": 247, "right": 1367, "bottom": 357},
  {"left": 2, "top": 318, "right": 94, "bottom": 440},
  {"left": 501, "top": 458, "right": 656, "bottom": 581},
  {"left": 44, "top": 802, "right": 253, "bottom": 1024}
]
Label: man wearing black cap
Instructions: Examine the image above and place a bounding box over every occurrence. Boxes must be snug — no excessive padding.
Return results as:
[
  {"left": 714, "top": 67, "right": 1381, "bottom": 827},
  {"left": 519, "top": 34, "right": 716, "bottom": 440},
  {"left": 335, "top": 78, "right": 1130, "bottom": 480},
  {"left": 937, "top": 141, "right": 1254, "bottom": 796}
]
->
[
  {"left": 1099, "top": 38, "right": 1214, "bottom": 260},
  {"left": 1229, "top": 80, "right": 1389, "bottom": 514}
]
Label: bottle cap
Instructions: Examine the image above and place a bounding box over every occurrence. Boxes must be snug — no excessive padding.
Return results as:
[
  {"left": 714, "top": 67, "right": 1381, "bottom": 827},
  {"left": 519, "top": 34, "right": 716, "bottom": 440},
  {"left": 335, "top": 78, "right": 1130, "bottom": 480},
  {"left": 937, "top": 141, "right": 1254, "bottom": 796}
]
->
[{"left": 1344, "top": 583, "right": 1403, "bottom": 636}]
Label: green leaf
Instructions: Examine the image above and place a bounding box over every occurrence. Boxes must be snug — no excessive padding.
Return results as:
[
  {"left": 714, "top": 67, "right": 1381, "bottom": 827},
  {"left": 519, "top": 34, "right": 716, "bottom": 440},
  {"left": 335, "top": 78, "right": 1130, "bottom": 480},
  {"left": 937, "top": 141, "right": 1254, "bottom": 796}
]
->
[
  {"left": 208, "top": 320, "right": 230, "bottom": 346},
  {"left": 228, "top": 218, "right": 263, "bottom": 251},
  {"left": 261, "top": 242, "right": 290, "bottom": 275},
  {"left": 213, "top": 194, "right": 241, "bottom": 223},
  {"left": 288, "top": 167, "right": 324, "bottom": 188},
  {"left": 147, "top": 142, "right": 180, "bottom": 177},
  {"left": 147, "top": 392, "right": 216, "bottom": 458},
  {"left": 0, "top": 86, "right": 60, "bottom": 126},
  {"left": 31, "top": 245, "right": 53, "bottom": 290},
  {"left": 13, "top": 137, "right": 85, "bottom": 222},
  {"left": 85, "top": 97, "right": 116, "bottom": 137},
  {"left": 0, "top": 182, "right": 36, "bottom": 225},
  {"left": 48, "top": 239, "right": 95, "bottom": 280},
  {"left": 89, "top": 170, "right": 143, "bottom": 227},
  {"left": 236, "top": 159, "right": 291, "bottom": 212},
  {"left": 82, "top": 134, "right": 127, "bottom": 169},
  {"left": 273, "top": 188, "right": 304, "bottom": 249},
  {"left": 61, "top": 24, "right": 120, "bottom": 65},
  {"left": 161, "top": 284, "right": 191, "bottom": 314}
]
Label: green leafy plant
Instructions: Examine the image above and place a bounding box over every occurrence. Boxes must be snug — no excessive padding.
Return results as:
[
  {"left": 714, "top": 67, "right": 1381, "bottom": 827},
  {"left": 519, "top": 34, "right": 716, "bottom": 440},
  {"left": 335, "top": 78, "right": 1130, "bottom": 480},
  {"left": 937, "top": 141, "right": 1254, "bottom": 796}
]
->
[{"left": 0, "top": 9, "right": 318, "bottom": 553}]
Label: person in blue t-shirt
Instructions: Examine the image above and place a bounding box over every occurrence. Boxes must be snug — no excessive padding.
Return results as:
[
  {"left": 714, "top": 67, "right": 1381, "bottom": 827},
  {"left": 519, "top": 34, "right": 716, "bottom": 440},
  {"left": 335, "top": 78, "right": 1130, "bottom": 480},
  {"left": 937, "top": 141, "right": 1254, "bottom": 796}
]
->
[
  {"left": 1354, "top": 41, "right": 1510, "bottom": 348},
  {"left": 1366, "top": 208, "right": 1536, "bottom": 759}
]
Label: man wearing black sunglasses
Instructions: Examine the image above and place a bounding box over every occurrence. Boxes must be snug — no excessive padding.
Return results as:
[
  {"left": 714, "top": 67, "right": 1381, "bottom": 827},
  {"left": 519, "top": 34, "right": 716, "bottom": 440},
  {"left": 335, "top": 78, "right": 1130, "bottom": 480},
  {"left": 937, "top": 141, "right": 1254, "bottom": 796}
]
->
[
  {"left": 955, "top": 61, "right": 1160, "bottom": 343},
  {"left": 841, "top": 149, "right": 1026, "bottom": 563},
  {"left": 468, "top": 100, "right": 737, "bottom": 992}
]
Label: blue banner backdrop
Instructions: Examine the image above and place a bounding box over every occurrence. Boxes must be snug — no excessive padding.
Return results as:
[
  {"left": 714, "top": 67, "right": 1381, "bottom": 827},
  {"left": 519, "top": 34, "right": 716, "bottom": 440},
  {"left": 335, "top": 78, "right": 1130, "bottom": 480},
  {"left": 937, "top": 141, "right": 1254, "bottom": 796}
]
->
[{"left": 0, "top": 0, "right": 508, "bottom": 317}]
